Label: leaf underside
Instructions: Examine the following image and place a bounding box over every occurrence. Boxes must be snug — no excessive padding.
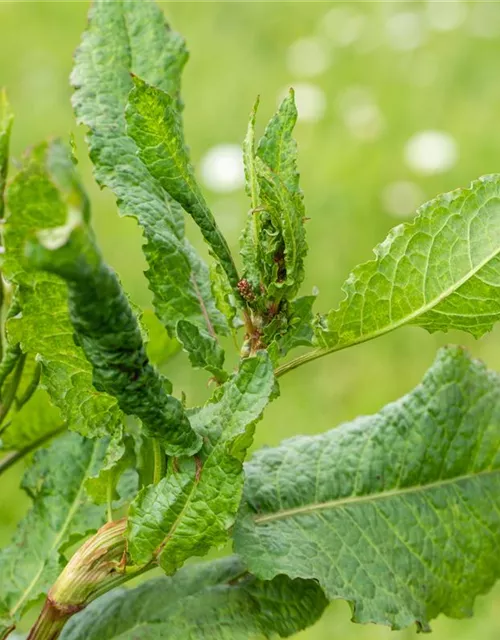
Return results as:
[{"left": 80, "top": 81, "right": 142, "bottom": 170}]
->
[
  {"left": 27, "top": 222, "right": 201, "bottom": 457},
  {"left": 60, "top": 556, "right": 327, "bottom": 640},
  {"left": 235, "top": 346, "right": 500, "bottom": 631}
]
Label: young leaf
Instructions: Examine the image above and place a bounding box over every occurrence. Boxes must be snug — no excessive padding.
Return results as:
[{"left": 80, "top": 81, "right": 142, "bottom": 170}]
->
[
  {"left": 235, "top": 346, "right": 500, "bottom": 631},
  {"left": 60, "top": 556, "right": 327, "bottom": 640},
  {"left": 267, "top": 294, "right": 316, "bottom": 363},
  {"left": 3, "top": 141, "right": 123, "bottom": 438},
  {"left": 176, "top": 319, "right": 227, "bottom": 382},
  {"left": 72, "top": 0, "right": 227, "bottom": 336},
  {"left": 27, "top": 222, "right": 202, "bottom": 458},
  {"left": 126, "top": 76, "right": 240, "bottom": 292},
  {"left": 317, "top": 175, "right": 500, "bottom": 353},
  {"left": 0, "top": 433, "right": 107, "bottom": 632},
  {"left": 127, "top": 353, "right": 275, "bottom": 573},
  {"left": 0, "top": 88, "right": 13, "bottom": 218},
  {"left": 210, "top": 262, "right": 241, "bottom": 331},
  {"left": 240, "top": 90, "right": 307, "bottom": 303}
]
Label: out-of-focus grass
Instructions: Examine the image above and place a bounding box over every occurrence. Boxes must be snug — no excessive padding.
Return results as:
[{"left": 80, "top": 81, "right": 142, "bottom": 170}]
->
[{"left": 1, "top": 1, "right": 500, "bottom": 638}]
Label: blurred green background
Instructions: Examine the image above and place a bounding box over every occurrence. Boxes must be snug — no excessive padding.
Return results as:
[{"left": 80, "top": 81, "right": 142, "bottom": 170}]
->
[{"left": 2, "top": 1, "right": 500, "bottom": 638}]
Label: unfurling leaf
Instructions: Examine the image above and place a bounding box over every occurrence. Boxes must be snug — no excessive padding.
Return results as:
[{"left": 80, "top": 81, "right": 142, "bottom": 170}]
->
[
  {"left": 72, "top": 0, "right": 227, "bottom": 337},
  {"left": 3, "top": 141, "right": 123, "bottom": 438},
  {"left": 60, "top": 556, "right": 327, "bottom": 640},
  {"left": 127, "top": 353, "right": 275, "bottom": 574},
  {"left": 235, "top": 346, "right": 500, "bottom": 631},
  {"left": 240, "top": 90, "right": 307, "bottom": 306},
  {"left": 317, "top": 175, "right": 500, "bottom": 352},
  {"left": 126, "top": 75, "right": 240, "bottom": 293},
  {"left": 0, "top": 433, "right": 107, "bottom": 632},
  {"left": 27, "top": 222, "right": 201, "bottom": 457}
]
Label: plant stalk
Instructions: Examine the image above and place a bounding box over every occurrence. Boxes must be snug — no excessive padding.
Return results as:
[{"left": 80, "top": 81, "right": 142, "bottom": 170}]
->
[
  {"left": 0, "top": 424, "right": 66, "bottom": 478},
  {"left": 27, "top": 518, "right": 134, "bottom": 640},
  {"left": 152, "top": 437, "right": 165, "bottom": 484}
]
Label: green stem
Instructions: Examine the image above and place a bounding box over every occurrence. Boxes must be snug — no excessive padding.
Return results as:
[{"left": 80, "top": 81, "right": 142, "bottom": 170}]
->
[
  {"left": 0, "top": 352, "right": 27, "bottom": 429},
  {"left": 0, "top": 424, "right": 66, "bottom": 477},
  {"left": 26, "top": 597, "right": 78, "bottom": 640},
  {"left": 15, "top": 362, "right": 41, "bottom": 410},
  {"left": 152, "top": 437, "right": 165, "bottom": 484},
  {"left": 274, "top": 347, "right": 334, "bottom": 378},
  {"left": 0, "top": 343, "right": 21, "bottom": 400}
]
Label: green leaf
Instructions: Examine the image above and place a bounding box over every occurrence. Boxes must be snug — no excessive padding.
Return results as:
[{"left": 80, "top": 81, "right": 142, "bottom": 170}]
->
[
  {"left": 27, "top": 222, "right": 202, "bottom": 458},
  {"left": 267, "top": 294, "right": 315, "bottom": 363},
  {"left": 235, "top": 346, "right": 500, "bottom": 631},
  {"left": 176, "top": 319, "right": 227, "bottom": 382},
  {"left": 126, "top": 75, "right": 240, "bottom": 292},
  {"left": 257, "top": 89, "right": 300, "bottom": 196},
  {"left": 72, "top": 0, "right": 227, "bottom": 336},
  {"left": 60, "top": 556, "right": 327, "bottom": 640},
  {"left": 210, "top": 262, "right": 241, "bottom": 331},
  {"left": 127, "top": 353, "right": 275, "bottom": 573},
  {"left": 240, "top": 97, "right": 262, "bottom": 290},
  {"left": 3, "top": 141, "right": 123, "bottom": 438},
  {"left": 0, "top": 88, "right": 13, "bottom": 218},
  {"left": 240, "top": 90, "right": 307, "bottom": 303},
  {"left": 317, "top": 175, "right": 500, "bottom": 353},
  {"left": 0, "top": 432, "right": 107, "bottom": 630}
]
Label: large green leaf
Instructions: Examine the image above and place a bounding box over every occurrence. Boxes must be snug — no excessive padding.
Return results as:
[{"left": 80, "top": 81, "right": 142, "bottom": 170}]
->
[
  {"left": 125, "top": 75, "right": 240, "bottom": 292},
  {"left": 235, "top": 346, "right": 500, "bottom": 631},
  {"left": 316, "top": 175, "right": 500, "bottom": 353},
  {"left": 0, "top": 88, "right": 13, "bottom": 218},
  {"left": 127, "top": 353, "right": 275, "bottom": 574},
  {"left": 0, "top": 433, "right": 107, "bottom": 633},
  {"left": 3, "top": 141, "right": 122, "bottom": 438},
  {"left": 60, "top": 556, "right": 327, "bottom": 640},
  {"left": 72, "top": 0, "right": 227, "bottom": 336},
  {"left": 27, "top": 222, "right": 201, "bottom": 457}
]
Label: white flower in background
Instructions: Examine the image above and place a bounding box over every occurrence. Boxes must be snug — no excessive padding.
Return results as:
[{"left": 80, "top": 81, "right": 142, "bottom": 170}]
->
[
  {"left": 404, "top": 130, "right": 458, "bottom": 175},
  {"left": 320, "top": 7, "right": 365, "bottom": 47},
  {"left": 382, "top": 181, "right": 426, "bottom": 218},
  {"left": 286, "top": 37, "right": 330, "bottom": 78},
  {"left": 385, "top": 12, "right": 426, "bottom": 51},
  {"left": 469, "top": 2, "right": 500, "bottom": 38},
  {"left": 280, "top": 83, "right": 326, "bottom": 123},
  {"left": 200, "top": 144, "right": 244, "bottom": 193},
  {"left": 426, "top": 1, "right": 467, "bottom": 32},
  {"left": 337, "top": 86, "right": 384, "bottom": 142}
]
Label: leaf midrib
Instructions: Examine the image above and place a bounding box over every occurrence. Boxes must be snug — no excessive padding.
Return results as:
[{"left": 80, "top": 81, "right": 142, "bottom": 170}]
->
[
  {"left": 253, "top": 467, "right": 499, "bottom": 524},
  {"left": 331, "top": 208, "right": 500, "bottom": 350}
]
